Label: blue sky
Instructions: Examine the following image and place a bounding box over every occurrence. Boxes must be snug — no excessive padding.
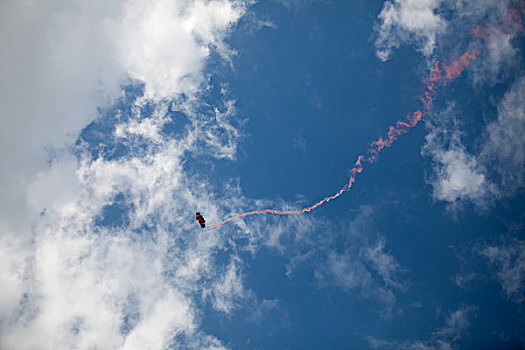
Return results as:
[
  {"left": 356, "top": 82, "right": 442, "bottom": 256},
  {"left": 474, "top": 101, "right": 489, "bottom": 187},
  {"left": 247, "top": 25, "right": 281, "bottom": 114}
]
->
[{"left": 1, "top": 0, "right": 525, "bottom": 349}]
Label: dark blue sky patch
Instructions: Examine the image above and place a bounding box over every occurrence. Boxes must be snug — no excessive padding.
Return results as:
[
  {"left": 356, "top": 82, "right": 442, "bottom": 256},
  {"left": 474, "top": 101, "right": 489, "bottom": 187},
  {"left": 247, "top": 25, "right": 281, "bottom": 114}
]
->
[
  {"left": 160, "top": 110, "right": 190, "bottom": 140},
  {"left": 94, "top": 192, "right": 132, "bottom": 229}
]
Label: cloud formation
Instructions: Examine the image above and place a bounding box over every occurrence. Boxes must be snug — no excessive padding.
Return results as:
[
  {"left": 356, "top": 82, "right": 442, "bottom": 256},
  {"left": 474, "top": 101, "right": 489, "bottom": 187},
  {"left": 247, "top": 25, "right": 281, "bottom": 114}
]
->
[
  {"left": 422, "top": 107, "right": 494, "bottom": 208},
  {"left": 0, "top": 0, "right": 251, "bottom": 348},
  {"left": 375, "top": 0, "right": 446, "bottom": 61},
  {"left": 0, "top": 0, "right": 245, "bottom": 235},
  {"left": 478, "top": 238, "right": 525, "bottom": 303},
  {"left": 0, "top": 93, "right": 248, "bottom": 349},
  {"left": 284, "top": 206, "right": 408, "bottom": 319},
  {"left": 480, "top": 75, "right": 525, "bottom": 195},
  {"left": 367, "top": 305, "right": 478, "bottom": 349},
  {"left": 423, "top": 72, "right": 525, "bottom": 208}
]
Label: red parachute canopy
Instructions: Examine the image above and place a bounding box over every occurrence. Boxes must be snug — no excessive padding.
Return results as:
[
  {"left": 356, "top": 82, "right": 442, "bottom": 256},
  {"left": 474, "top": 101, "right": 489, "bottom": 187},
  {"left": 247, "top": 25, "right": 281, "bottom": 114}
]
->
[{"left": 195, "top": 212, "right": 206, "bottom": 228}]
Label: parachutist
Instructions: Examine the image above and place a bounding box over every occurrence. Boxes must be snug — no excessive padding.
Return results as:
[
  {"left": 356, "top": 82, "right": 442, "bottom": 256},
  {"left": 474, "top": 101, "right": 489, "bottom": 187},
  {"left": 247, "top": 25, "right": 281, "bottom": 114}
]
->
[{"left": 196, "top": 212, "right": 206, "bottom": 228}]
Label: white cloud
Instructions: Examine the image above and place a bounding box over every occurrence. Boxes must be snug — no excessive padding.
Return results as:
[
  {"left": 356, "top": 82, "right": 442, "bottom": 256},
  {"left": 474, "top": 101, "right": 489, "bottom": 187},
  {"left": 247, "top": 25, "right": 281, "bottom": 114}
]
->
[
  {"left": 429, "top": 146, "right": 488, "bottom": 203},
  {"left": 480, "top": 75, "right": 525, "bottom": 195},
  {"left": 122, "top": 290, "right": 194, "bottom": 350},
  {"left": 1, "top": 225, "right": 193, "bottom": 349},
  {"left": 273, "top": 0, "right": 331, "bottom": 10},
  {"left": 1, "top": 0, "right": 120, "bottom": 235},
  {"left": 119, "top": 0, "right": 245, "bottom": 100},
  {"left": 0, "top": 96, "right": 248, "bottom": 348},
  {"left": 436, "top": 305, "right": 477, "bottom": 340},
  {"left": 375, "top": 0, "right": 446, "bottom": 61},
  {"left": 446, "top": 0, "right": 518, "bottom": 83},
  {"left": 209, "top": 258, "right": 247, "bottom": 314},
  {"left": 326, "top": 252, "right": 372, "bottom": 291},
  {"left": 477, "top": 35, "right": 518, "bottom": 82},
  {"left": 202, "top": 98, "right": 242, "bottom": 160},
  {"left": 26, "top": 155, "right": 82, "bottom": 214},
  {"left": 363, "top": 239, "right": 407, "bottom": 290},
  {"left": 375, "top": 0, "right": 523, "bottom": 207},
  {"left": 422, "top": 111, "right": 493, "bottom": 207},
  {"left": 320, "top": 250, "right": 403, "bottom": 318},
  {"left": 367, "top": 305, "right": 478, "bottom": 349},
  {"left": 423, "top": 73, "right": 525, "bottom": 208},
  {"left": 0, "top": 236, "right": 27, "bottom": 319},
  {"left": 0, "top": 0, "right": 250, "bottom": 348},
  {"left": 375, "top": 0, "right": 522, "bottom": 67},
  {"left": 478, "top": 238, "right": 525, "bottom": 303},
  {"left": 405, "top": 1, "right": 525, "bottom": 208},
  {"left": 0, "top": 0, "right": 245, "bottom": 236},
  {"left": 289, "top": 207, "right": 409, "bottom": 319}
]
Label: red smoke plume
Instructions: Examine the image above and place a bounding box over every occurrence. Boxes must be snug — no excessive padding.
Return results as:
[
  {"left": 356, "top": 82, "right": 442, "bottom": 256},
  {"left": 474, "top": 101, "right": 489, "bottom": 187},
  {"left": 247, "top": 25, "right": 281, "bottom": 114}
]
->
[
  {"left": 206, "top": 52, "right": 474, "bottom": 231},
  {"left": 205, "top": 4, "right": 523, "bottom": 231},
  {"left": 472, "top": 1, "right": 524, "bottom": 40}
]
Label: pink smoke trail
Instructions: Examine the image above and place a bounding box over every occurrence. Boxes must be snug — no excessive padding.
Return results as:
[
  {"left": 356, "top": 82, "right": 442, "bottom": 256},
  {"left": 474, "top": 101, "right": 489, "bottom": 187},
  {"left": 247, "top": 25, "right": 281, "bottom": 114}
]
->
[
  {"left": 205, "top": 51, "right": 479, "bottom": 231},
  {"left": 206, "top": 3, "right": 525, "bottom": 231}
]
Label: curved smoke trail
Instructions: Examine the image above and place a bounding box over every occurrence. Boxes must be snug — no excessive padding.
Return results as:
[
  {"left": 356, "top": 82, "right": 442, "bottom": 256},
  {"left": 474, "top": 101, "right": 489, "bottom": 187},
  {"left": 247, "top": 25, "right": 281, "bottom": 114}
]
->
[
  {"left": 206, "top": 52, "right": 476, "bottom": 231},
  {"left": 207, "top": 0, "right": 525, "bottom": 231}
]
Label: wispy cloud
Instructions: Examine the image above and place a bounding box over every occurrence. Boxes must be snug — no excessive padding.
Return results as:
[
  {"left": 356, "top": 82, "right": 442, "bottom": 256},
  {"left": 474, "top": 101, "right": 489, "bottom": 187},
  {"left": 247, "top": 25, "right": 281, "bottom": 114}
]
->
[
  {"left": 422, "top": 107, "right": 494, "bottom": 209},
  {"left": 375, "top": 0, "right": 446, "bottom": 61},
  {"left": 478, "top": 238, "right": 525, "bottom": 303},
  {"left": 283, "top": 206, "right": 409, "bottom": 319},
  {"left": 480, "top": 75, "right": 525, "bottom": 195},
  {"left": 436, "top": 305, "right": 478, "bottom": 341},
  {"left": 449, "top": 0, "right": 522, "bottom": 84},
  {"left": 208, "top": 257, "right": 247, "bottom": 314},
  {"left": 452, "top": 228, "right": 525, "bottom": 306},
  {"left": 363, "top": 239, "right": 408, "bottom": 291},
  {"left": 367, "top": 305, "right": 478, "bottom": 349},
  {"left": 422, "top": 72, "right": 525, "bottom": 209}
]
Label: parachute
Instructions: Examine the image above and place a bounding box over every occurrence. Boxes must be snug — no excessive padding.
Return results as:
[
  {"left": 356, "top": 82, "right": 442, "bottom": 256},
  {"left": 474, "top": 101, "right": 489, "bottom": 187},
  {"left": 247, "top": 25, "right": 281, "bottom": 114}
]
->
[{"left": 195, "top": 212, "right": 206, "bottom": 228}]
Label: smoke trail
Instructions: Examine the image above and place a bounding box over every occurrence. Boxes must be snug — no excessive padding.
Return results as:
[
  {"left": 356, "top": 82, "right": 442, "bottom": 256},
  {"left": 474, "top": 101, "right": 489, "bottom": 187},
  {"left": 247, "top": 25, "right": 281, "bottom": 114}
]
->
[
  {"left": 473, "top": 1, "right": 525, "bottom": 40},
  {"left": 207, "top": 0, "right": 525, "bottom": 231},
  {"left": 205, "top": 51, "right": 479, "bottom": 231},
  {"left": 205, "top": 52, "right": 481, "bottom": 231}
]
